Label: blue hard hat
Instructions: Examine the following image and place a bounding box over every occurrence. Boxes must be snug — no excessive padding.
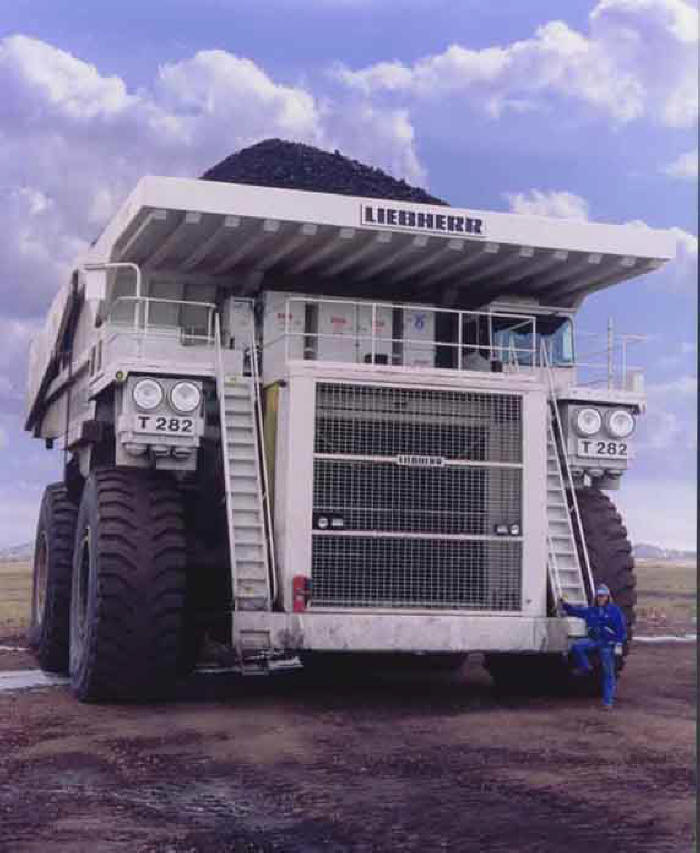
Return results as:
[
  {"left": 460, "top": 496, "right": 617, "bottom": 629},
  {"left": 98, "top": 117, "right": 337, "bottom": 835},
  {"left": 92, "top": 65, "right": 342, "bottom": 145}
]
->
[{"left": 596, "top": 584, "right": 611, "bottom": 596}]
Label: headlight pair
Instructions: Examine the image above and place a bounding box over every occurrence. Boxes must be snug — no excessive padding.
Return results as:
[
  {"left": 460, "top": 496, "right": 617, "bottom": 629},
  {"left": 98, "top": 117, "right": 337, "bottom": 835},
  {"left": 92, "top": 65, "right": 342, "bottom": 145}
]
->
[
  {"left": 132, "top": 378, "right": 201, "bottom": 414},
  {"left": 574, "top": 407, "right": 635, "bottom": 439}
]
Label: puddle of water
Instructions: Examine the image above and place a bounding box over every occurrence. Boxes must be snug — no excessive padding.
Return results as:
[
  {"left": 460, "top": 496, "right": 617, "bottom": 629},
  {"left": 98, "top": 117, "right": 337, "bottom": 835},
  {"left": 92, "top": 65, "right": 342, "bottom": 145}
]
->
[
  {"left": 635, "top": 634, "right": 697, "bottom": 643},
  {"left": 0, "top": 669, "right": 69, "bottom": 692}
]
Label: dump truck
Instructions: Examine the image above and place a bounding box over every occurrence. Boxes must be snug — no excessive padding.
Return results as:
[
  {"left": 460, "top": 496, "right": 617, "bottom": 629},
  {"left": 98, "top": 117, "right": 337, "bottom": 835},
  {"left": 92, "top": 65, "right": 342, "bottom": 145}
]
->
[{"left": 25, "top": 157, "right": 676, "bottom": 700}]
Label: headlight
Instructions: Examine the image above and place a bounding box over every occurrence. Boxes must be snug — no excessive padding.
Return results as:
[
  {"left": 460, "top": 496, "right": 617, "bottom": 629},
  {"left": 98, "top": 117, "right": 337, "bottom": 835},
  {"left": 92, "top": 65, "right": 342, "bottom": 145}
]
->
[
  {"left": 575, "top": 407, "right": 602, "bottom": 436},
  {"left": 133, "top": 378, "right": 163, "bottom": 411},
  {"left": 169, "top": 381, "right": 201, "bottom": 414},
  {"left": 606, "top": 408, "right": 635, "bottom": 438}
]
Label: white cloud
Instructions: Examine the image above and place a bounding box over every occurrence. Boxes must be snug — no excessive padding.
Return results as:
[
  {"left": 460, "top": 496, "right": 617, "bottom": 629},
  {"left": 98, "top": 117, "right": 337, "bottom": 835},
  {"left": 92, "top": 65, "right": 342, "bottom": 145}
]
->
[
  {"left": 0, "top": 35, "right": 132, "bottom": 122},
  {"left": 0, "top": 34, "right": 424, "bottom": 328},
  {"left": 663, "top": 148, "right": 699, "bottom": 179},
  {"left": 505, "top": 189, "right": 590, "bottom": 220},
  {"left": 336, "top": 0, "right": 698, "bottom": 127}
]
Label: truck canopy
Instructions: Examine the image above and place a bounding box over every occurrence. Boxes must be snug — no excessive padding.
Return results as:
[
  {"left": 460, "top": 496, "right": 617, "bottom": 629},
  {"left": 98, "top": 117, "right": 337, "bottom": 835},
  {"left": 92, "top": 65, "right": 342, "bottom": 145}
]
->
[{"left": 26, "top": 175, "right": 675, "bottom": 429}]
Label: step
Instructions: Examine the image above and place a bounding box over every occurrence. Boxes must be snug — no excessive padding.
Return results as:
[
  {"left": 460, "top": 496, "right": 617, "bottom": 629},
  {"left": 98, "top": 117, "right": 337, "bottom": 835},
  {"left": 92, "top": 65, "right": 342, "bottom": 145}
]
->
[
  {"left": 551, "top": 552, "right": 578, "bottom": 563},
  {"left": 235, "top": 542, "right": 266, "bottom": 553},
  {"left": 235, "top": 597, "right": 269, "bottom": 612},
  {"left": 229, "top": 449, "right": 257, "bottom": 461},
  {"left": 233, "top": 523, "right": 265, "bottom": 533},
  {"left": 236, "top": 557, "right": 267, "bottom": 573},
  {"left": 236, "top": 575, "right": 267, "bottom": 595},
  {"left": 231, "top": 495, "right": 260, "bottom": 510},
  {"left": 226, "top": 415, "right": 254, "bottom": 428}
]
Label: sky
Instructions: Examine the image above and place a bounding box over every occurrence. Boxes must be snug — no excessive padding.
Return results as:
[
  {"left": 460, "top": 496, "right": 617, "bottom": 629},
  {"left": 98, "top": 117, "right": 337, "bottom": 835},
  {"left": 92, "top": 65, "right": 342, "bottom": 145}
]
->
[{"left": 0, "top": 0, "right": 697, "bottom": 550}]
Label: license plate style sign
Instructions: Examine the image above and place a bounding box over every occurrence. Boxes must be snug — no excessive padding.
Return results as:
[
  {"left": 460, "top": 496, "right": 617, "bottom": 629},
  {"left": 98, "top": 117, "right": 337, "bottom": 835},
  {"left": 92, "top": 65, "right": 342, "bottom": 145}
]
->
[
  {"left": 577, "top": 439, "right": 630, "bottom": 459},
  {"left": 134, "top": 415, "right": 194, "bottom": 435}
]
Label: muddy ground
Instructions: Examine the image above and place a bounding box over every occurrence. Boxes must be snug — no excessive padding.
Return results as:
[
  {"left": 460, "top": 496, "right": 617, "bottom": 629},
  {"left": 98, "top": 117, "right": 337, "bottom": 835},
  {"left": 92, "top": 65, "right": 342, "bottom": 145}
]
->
[{"left": 0, "top": 639, "right": 695, "bottom": 853}]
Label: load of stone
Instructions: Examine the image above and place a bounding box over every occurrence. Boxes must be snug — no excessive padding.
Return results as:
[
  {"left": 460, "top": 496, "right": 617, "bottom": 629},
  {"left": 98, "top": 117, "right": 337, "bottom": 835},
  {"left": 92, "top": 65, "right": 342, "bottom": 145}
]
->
[{"left": 201, "top": 138, "right": 447, "bottom": 206}]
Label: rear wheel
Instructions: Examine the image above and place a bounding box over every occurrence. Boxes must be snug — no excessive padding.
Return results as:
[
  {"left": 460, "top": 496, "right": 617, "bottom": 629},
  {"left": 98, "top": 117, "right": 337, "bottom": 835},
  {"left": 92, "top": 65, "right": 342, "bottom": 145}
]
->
[
  {"left": 69, "top": 468, "right": 187, "bottom": 701},
  {"left": 29, "top": 483, "right": 78, "bottom": 673}
]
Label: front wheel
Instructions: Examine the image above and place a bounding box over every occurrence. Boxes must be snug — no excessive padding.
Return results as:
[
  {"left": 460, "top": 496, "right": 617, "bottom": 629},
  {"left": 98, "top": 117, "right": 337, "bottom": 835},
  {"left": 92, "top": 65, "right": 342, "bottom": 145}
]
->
[
  {"left": 487, "top": 488, "right": 635, "bottom": 697},
  {"left": 70, "top": 469, "right": 187, "bottom": 702},
  {"left": 573, "top": 487, "right": 636, "bottom": 654}
]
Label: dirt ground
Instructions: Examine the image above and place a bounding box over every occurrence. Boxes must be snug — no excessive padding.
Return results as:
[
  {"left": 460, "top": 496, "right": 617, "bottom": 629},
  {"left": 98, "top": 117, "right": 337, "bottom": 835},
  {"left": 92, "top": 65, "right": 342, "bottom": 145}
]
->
[
  {"left": 0, "top": 640, "right": 695, "bottom": 853},
  {"left": 1, "top": 558, "right": 695, "bottom": 851}
]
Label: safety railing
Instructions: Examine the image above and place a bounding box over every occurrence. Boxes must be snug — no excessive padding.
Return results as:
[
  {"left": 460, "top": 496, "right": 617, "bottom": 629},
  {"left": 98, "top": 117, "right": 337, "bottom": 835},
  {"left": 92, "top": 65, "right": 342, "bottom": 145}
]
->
[
  {"left": 574, "top": 323, "right": 647, "bottom": 392},
  {"left": 105, "top": 296, "right": 217, "bottom": 346},
  {"left": 265, "top": 295, "right": 539, "bottom": 372}
]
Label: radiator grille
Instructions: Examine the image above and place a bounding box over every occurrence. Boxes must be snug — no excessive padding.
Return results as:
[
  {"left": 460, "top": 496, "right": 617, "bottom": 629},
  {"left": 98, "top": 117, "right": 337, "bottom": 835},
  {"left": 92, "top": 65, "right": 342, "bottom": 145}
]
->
[
  {"left": 312, "top": 537, "right": 522, "bottom": 610},
  {"left": 313, "top": 460, "right": 521, "bottom": 536},
  {"left": 311, "top": 383, "right": 523, "bottom": 611},
  {"left": 315, "top": 384, "right": 521, "bottom": 462}
]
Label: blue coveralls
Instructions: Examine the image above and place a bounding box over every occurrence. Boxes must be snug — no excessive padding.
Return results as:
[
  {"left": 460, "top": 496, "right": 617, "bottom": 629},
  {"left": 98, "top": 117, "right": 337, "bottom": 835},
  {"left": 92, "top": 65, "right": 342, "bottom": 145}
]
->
[{"left": 562, "top": 600, "right": 627, "bottom": 706}]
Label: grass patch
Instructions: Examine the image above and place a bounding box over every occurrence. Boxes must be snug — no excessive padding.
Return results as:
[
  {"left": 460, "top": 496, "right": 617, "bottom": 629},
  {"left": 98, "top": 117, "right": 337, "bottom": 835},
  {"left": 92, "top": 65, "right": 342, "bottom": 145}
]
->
[
  {"left": 0, "top": 560, "right": 32, "bottom": 633},
  {"left": 634, "top": 560, "right": 697, "bottom": 634}
]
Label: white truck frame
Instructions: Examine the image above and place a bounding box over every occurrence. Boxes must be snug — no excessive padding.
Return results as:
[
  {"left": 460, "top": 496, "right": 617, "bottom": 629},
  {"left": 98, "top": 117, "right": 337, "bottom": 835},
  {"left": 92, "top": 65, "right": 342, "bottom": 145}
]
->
[{"left": 25, "top": 177, "right": 675, "bottom": 700}]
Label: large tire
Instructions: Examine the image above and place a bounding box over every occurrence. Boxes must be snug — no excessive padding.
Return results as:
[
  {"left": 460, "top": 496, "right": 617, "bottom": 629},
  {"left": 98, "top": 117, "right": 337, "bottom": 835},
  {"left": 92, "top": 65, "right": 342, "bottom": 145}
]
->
[
  {"left": 573, "top": 486, "right": 636, "bottom": 654},
  {"left": 69, "top": 469, "right": 187, "bottom": 702},
  {"left": 28, "top": 483, "right": 78, "bottom": 673}
]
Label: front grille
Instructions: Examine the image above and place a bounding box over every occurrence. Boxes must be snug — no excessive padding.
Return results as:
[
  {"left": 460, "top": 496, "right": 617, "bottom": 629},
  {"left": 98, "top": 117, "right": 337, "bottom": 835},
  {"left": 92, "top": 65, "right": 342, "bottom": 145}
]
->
[
  {"left": 311, "top": 383, "right": 523, "bottom": 611},
  {"left": 313, "top": 460, "right": 521, "bottom": 536},
  {"left": 314, "top": 383, "right": 521, "bottom": 462},
  {"left": 312, "top": 536, "right": 522, "bottom": 610}
]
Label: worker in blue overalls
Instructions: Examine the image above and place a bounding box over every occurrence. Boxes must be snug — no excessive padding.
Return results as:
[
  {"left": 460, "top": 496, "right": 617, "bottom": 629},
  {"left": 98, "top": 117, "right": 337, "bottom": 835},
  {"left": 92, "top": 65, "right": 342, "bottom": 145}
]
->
[{"left": 560, "top": 584, "right": 627, "bottom": 709}]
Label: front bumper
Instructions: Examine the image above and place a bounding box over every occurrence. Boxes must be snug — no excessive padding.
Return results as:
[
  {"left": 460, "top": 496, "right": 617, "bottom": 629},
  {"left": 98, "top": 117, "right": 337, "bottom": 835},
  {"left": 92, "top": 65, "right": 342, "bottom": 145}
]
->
[{"left": 234, "top": 611, "right": 587, "bottom": 654}]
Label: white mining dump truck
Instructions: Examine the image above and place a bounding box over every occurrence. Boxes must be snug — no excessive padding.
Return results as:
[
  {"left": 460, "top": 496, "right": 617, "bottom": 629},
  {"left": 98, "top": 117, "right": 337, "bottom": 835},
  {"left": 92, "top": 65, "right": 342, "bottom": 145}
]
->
[{"left": 25, "top": 174, "right": 675, "bottom": 701}]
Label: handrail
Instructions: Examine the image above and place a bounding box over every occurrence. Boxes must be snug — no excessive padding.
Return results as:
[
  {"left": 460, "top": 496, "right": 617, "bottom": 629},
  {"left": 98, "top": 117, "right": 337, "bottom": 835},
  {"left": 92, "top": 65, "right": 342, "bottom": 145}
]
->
[
  {"left": 248, "top": 327, "right": 277, "bottom": 607},
  {"left": 107, "top": 296, "right": 217, "bottom": 341},
  {"left": 541, "top": 340, "right": 595, "bottom": 605},
  {"left": 266, "top": 329, "right": 537, "bottom": 360},
  {"left": 214, "top": 313, "right": 239, "bottom": 613},
  {"left": 82, "top": 261, "right": 142, "bottom": 297},
  {"left": 276, "top": 295, "right": 539, "bottom": 369}
]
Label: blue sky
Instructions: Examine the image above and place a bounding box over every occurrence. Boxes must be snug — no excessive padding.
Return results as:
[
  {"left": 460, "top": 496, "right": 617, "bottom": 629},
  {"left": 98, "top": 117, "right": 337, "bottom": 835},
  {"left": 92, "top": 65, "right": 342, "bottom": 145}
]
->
[{"left": 0, "top": 0, "right": 697, "bottom": 549}]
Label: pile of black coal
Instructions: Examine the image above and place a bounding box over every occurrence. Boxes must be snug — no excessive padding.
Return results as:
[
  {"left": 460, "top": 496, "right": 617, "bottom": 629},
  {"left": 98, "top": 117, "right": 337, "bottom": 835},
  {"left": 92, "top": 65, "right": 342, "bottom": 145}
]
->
[{"left": 201, "top": 138, "right": 448, "bottom": 205}]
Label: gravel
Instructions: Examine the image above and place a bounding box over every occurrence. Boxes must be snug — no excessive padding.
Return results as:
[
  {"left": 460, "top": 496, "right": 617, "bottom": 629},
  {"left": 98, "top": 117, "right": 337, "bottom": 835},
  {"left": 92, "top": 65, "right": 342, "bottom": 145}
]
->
[{"left": 201, "top": 138, "right": 448, "bottom": 205}]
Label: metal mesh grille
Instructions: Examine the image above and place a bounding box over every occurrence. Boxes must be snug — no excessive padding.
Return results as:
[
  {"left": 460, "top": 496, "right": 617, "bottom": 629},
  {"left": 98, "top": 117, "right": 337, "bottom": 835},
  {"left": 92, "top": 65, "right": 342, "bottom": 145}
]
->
[
  {"left": 313, "top": 460, "right": 521, "bottom": 535},
  {"left": 311, "top": 382, "right": 523, "bottom": 611},
  {"left": 311, "top": 537, "right": 522, "bottom": 610},
  {"left": 315, "top": 384, "right": 522, "bottom": 463}
]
